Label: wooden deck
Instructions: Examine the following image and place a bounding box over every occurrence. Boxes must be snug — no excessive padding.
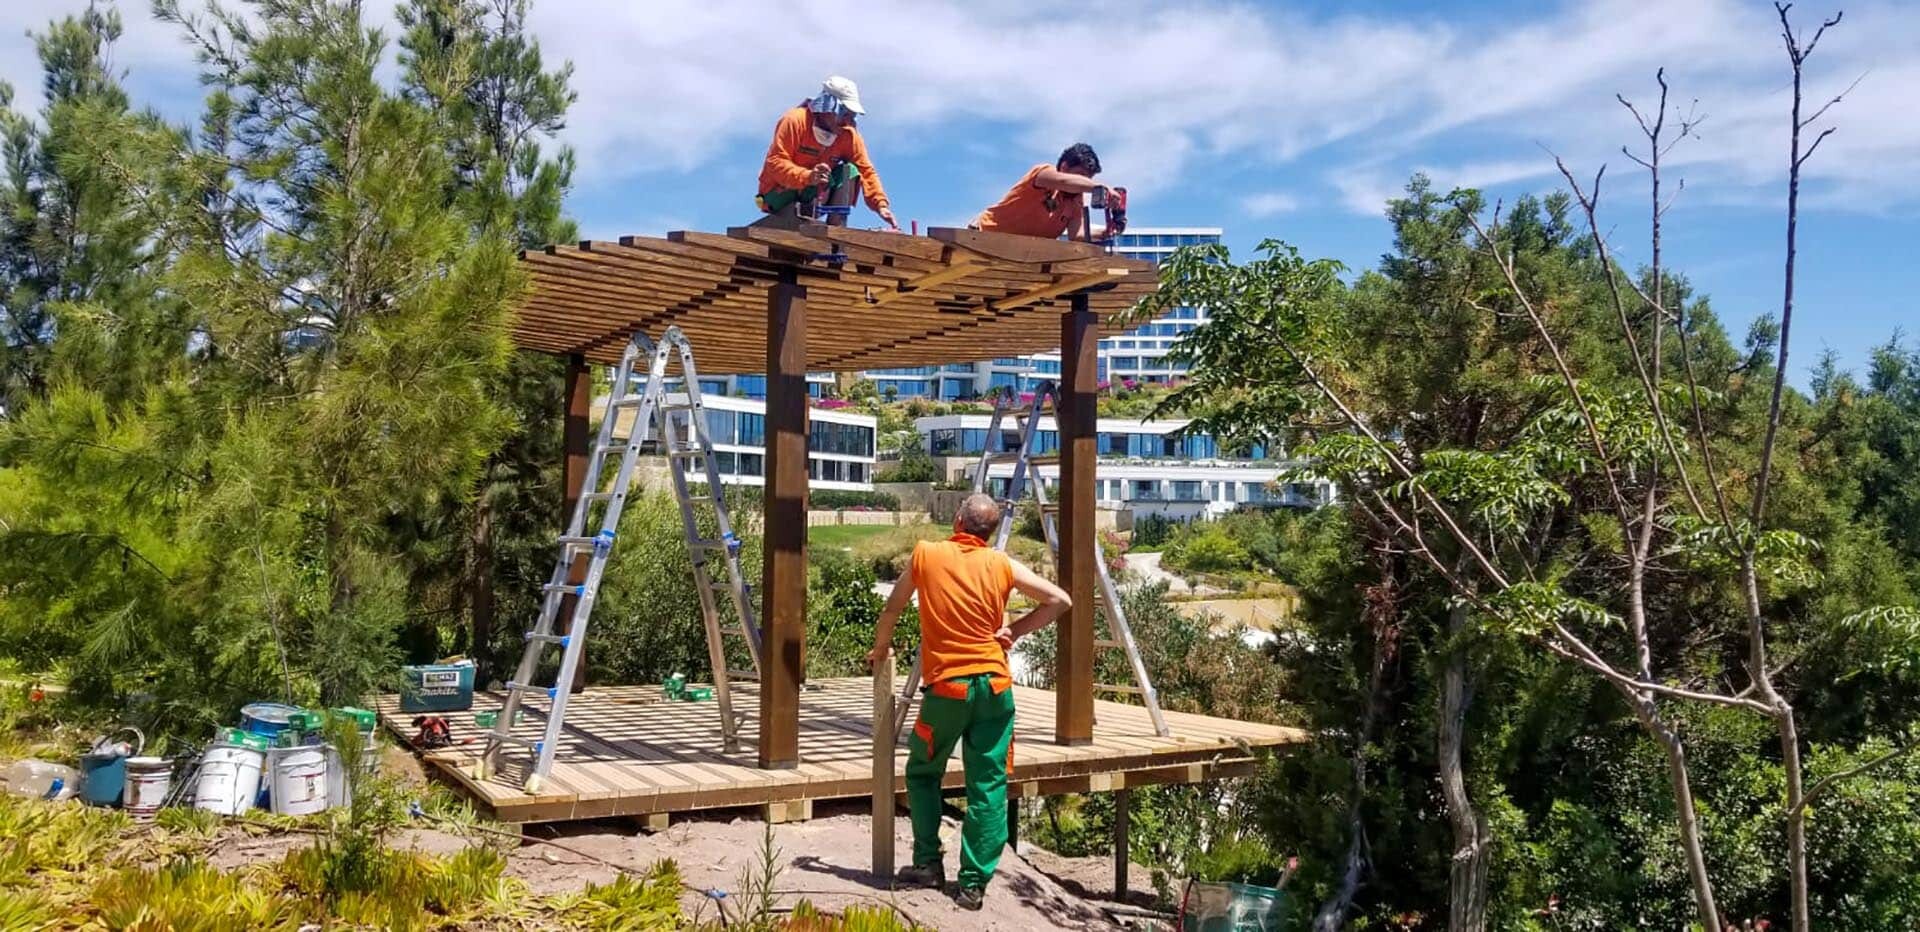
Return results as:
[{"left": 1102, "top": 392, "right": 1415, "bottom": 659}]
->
[{"left": 377, "top": 677, "right": 1305, "bottom": 824}]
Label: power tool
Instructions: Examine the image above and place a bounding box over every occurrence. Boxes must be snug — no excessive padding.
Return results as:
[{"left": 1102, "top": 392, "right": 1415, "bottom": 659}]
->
[{"left": 1088, "top": 185, "right": 1128, "bottom": 244}]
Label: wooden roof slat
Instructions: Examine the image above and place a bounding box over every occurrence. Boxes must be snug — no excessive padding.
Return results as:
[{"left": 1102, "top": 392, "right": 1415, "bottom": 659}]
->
[{"left": 511, "top": 225, "right": 1157, "bottom": 372}]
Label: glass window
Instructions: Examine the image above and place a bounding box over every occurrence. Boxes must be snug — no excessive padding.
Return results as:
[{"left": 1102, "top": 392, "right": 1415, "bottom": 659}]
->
[
  {"left": 705, "top": 409, "right": 736, "bottom": 444},
  {"left": 737, "top": 453, "right": 764, "bottom": 476},
  {"left": 1172, "top": 480, "right": 1202, "bottom": 501},
  {"left": 735, "top": 375, "right": 767, "bottom": 399},
  {"left": 715, "top": 451, "right": 737, "bottom": 474},
  {"left": 930, "top": 428, "right": 962, "bottom": 456},
  {"left": 738, "top": 413, "right": 765, "bottom": 447},
  {"left": 1131, "top": 480, "right": 1160, "bottom": 500},
  {"left": 698, "top": 378, "right": 729, "bottom": 395}
]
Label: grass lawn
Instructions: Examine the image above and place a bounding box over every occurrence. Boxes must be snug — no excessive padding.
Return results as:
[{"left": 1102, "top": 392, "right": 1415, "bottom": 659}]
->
[{"left": 807, "top": 523, "right": 901, "bottom": 550}]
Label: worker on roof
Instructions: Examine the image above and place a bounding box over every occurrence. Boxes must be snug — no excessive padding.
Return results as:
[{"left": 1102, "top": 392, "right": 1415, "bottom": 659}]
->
[
  {"left": 754, "top": 76, "right": 898, "bottom": 230},
  {"left": 868, "top": 493, "right": 1072, "bottom": 911},
  {"left": 972, "top": 143, "right": 1123, "bottom": 241}
]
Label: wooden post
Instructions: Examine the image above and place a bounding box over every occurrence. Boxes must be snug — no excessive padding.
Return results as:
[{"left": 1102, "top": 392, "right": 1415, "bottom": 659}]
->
[
  {"left": 872, "top": 657, "right": 895, "bottom": 878},
  {"left": 1055, "top": 292, "right": 1096, "bottom": 745},
  {"left": 760, "top": 269, "right": 808, "bottom": 769},
  {"left": 1114, "top": 787, "right": 1132, "bottom": 899},
  {"left": 559, "top": 353, "right": 592, "bottom": 693}
]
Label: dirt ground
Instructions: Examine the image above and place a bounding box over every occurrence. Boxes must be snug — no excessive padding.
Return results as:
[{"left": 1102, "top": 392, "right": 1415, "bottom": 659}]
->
[
  {"left": 194, "top": 797, "right": 1142, "bottom": 930},
  {"left": 517, "top": 804, "right": 1130, "bottom": 931}
]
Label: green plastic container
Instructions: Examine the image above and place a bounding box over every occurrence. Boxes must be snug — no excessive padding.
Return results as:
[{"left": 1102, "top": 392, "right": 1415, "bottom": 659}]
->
[
  {"left": 400, "top": 663, "right": 476, "bottom": 713},
  {"left": 330, "top": 707, "right": 377, "bottom": 733},
  {"left": 473, "top": 710, "right": 522, "bottom": 728},
  {"left": 286, "top": 710, "right": 327, "bottom": 733},
  {"left": 219, "top": 728, "right": 269, "bottom": 752},
  {"left": 681, "top": 687, "right": 713, "bottom": 701}
]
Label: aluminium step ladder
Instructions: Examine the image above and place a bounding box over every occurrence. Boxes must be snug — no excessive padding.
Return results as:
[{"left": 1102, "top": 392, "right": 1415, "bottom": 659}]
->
[
  {"left": 892, "top": 382, "right": 1170, "bottom": 740},
  {"left": 478, "top": 327, "right": 763, "bottom": 793}
]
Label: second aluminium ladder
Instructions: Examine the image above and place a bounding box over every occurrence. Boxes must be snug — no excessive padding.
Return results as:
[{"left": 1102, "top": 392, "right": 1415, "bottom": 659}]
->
[
  {"left": 892, "top": 382, "right": 1170, "bottom": 739},
  {"left": 478, "top": 327, "right": 762, "bottom": 792}
]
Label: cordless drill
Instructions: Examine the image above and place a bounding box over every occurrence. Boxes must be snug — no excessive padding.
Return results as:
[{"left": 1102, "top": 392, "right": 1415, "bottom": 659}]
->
[{"left": 1088, "top": 185, "right": 1128, "bottom": 243}]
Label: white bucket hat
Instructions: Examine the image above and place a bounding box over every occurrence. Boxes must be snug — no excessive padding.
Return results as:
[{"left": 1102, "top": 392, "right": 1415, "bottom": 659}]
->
[{"left": 813, "top": 75, "right": 866, "bottom": 116}]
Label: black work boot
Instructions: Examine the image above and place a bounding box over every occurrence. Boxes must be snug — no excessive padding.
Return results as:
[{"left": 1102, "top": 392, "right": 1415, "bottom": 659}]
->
[{"left": 895, "top": 862, "right": 943, "bottom": 890}]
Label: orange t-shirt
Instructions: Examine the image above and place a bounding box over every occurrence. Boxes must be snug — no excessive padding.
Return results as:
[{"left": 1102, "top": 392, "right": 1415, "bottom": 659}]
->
[
  {"left": 974, "top": 164, "right": 1081, "bottom": 239},
  {"left": 910, "top": 532, "right": 1015, "bottom": 685},
  {"left": 757, "top": 104, "right": 890, "bottom": 210}
]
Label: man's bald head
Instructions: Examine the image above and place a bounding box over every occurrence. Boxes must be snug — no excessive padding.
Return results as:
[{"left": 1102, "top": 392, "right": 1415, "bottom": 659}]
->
[{"left": 955, "top": 493, "right": 1002, "bottom": 539}]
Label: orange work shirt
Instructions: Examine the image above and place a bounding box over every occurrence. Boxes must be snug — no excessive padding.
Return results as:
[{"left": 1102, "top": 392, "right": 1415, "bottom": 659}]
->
[
  {"left": 973, "top": 164, "right": 1081, "bottom": 239},
  {"left": 910, "top": 532, "right": 1015, "bottom": 685},
  {"left": 757, "top": 104, "right": 890, "bottom": 210}
]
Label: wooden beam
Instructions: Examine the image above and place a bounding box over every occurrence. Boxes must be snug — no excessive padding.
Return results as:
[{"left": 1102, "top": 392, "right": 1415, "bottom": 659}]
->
[
  {"left": 865, "top": 255, "right": 984, "bottom": 306},
  {"left": 1115, "top": 787, "right": 1132, "bottom": 899},
  {"left": 989, "top": 269, "right": 1129, "bottom": 314},
  {"left": 872, "top": 659, "right": 896, "bottom": 879},
  {"left": 927, "top": 226, "right": 1106, "bottom": 263},
  {"left": 1055, "top": 294, "right": 1097, "bottom": 745},
  {"left": 559, "top": 354, "right": 593, "bottom": 692},
  {"left": 760, "top": 268, "right": 808, "bottom": 769}
]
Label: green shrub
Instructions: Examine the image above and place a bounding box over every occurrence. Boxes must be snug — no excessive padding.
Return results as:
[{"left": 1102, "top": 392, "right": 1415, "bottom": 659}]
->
[
  {"left": 810, "top": 490, "right": 900, "bottom": 511},
  {"left": 1132, "top": 513, "right": 1179, "bottom": 549},
  {"left": 1165, "top": 526, "right": 1251, "bottom": 574},
  {"left": 874, "top": 447, "right": 940, "bottom": 484}
]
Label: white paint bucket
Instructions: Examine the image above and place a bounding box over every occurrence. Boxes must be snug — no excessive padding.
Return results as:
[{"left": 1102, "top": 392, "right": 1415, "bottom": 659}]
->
[
  {"left": 268, "top": 745, "right": 330, "bottom": 816},
  {"left": 123, "top": 757, "right": 172, "bottom": 820},
  {"left": 326, "top": 746, "right": 352, "bottom": 810},
  {"left": 193, "top": 744, "right": 263, "bottom": 816}
]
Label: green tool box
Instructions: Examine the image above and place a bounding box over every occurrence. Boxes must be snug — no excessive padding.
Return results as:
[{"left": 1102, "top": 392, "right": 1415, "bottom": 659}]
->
[{"left": 400, "top": 663, "right": 475, "bottom": 713}]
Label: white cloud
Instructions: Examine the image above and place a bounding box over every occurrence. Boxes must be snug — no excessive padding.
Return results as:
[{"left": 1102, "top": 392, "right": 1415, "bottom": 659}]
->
[
  {"left": 1242, "top": 191, "right": 1301, "bottom": 217},
  {"left": 2, "top": 0, "right": 1914, "bottom": 216}
]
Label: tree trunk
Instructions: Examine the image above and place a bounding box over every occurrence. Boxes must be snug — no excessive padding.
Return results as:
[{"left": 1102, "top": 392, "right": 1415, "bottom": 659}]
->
[
  {"left": 1439, "top": 603, "right": 1490, "bottom": 932},
  {"left": 1314, "top": 578, "right": 1399, "bottom": 931},
  {"left": 1641, "top": 704, "right": 1721, "bottom": 930},
  {"left": 467, "top": 493, "right": 495, "bottom": 685}
]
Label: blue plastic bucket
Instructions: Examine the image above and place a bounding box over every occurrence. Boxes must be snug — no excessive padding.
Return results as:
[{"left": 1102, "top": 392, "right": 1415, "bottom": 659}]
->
[
  {"left": 78, "top": 751, "right": 128, "bottom": 805},
  {"left": 240, "top": 702, "right": 302, "bottom": 740}
]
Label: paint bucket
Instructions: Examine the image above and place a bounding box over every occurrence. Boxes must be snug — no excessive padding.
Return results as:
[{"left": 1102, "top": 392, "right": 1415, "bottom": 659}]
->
[
  {"left": 78, "top": 727, "right": 144, "bottom": 806},
  {"left": 267, "top": 745, "right": 330, "bottom": 816},
  {"left": 239, "top": 702, "right": 302, "bottom": 741},
  {"left": 123, "top": 757, "right": 172, "bottom": 820},
  {"left": 325, "top": 746, "right": 352, "bottom": 810},
  {"left": 192, "top": 743, "right": 263, "bottom": 816}
]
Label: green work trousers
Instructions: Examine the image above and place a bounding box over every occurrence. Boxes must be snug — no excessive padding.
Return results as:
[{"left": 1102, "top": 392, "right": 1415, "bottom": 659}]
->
[
  {"left": 756, "top": 160, "right": 859, "bottom": 215},
  {"left": 905, "top": 672, "right": 1016, "bottom": 891}
]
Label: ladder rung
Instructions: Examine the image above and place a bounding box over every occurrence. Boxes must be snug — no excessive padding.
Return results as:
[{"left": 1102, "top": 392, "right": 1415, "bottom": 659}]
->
[
  {"left": 504, "top": 681, "right": 561, "bottom": 700},
  {"left": 662, "top": 401, "right": 698, "bottom": 411},
  {"left": 669, "top": 449, "right": 705, "bottom": 459},
  {"left": 612, "top": 396, "right": 646, "bottom": 408},
  {"left": 525, "top": 632, "right": 572, "bottom": 646},
  {"left": 690, "top": 538, "right": 736, "bottom": 551},
  {"left": 1027, "top": 453, "right": 1060, "bottom": 466},
  {"left": 1095, "top": 684, "right": 1145, "bottom": 695},
  {"left": 1094, "top": 639, "right": 1122, "bottom": 649},
  {"left": 541, "top": 583, "right": 587, "bottom": 596}
]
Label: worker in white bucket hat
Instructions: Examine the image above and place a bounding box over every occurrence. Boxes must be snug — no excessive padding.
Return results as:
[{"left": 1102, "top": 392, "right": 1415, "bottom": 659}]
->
[{"left": 754, "top": 76, "right": 898, "bottom": 230}]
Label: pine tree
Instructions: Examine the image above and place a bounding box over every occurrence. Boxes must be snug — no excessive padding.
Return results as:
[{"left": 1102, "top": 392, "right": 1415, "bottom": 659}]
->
[{"left": 397, "top": 0, "right": 578, "bottom": 680}]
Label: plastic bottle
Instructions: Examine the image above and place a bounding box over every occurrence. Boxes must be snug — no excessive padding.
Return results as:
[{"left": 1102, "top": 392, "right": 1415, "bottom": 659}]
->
[{"left": 3, "top": 760, "right": 83, "bottom": 801}]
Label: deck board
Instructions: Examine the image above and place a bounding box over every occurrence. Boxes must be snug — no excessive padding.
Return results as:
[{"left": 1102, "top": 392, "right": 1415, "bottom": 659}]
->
[{"left": 377, "top": 677, "right": 1305, "bottom": 824}]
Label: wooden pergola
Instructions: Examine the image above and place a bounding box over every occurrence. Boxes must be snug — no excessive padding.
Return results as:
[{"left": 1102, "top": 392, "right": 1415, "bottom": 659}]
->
[{"left": 512, "top": 223, "right": 1158, "bottom": 769}]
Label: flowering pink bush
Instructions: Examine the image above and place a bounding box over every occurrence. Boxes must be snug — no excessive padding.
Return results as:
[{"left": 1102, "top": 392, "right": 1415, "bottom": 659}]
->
[{"left": 814, "top": 398, "right": 852, "bottom": 409}]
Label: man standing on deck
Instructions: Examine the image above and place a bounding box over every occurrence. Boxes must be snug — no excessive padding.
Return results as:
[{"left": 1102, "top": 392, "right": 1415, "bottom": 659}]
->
[
  {"left": 868, "top": 493, "right": 1072, "bottom": 910},
  {"left": 971, "top": 143, "right": 1122, "bottom": 241},
  {"left": 754, "top": 76, "right": 899, "bottom": 230}
]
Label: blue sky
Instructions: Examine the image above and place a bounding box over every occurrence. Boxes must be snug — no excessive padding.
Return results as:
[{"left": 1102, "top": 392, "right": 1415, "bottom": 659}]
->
[{"left": 4, "top": 0, "right": 1914, "bottom": 384}]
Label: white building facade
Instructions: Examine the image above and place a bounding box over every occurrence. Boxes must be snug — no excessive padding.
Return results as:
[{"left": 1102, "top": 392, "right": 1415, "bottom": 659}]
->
[{"left": 915, "top": 412, "right": 1333, "bottom": 520}]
